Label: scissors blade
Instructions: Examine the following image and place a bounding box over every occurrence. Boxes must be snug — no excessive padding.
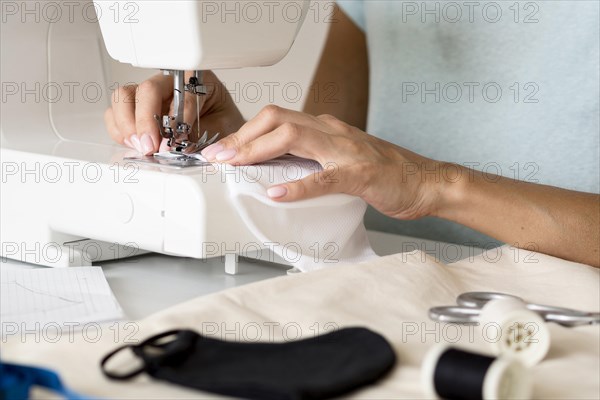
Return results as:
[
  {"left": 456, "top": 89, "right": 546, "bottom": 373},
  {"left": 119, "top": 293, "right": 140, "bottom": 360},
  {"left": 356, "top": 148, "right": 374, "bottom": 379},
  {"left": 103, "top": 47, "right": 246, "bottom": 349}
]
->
[
  {"left": 544, "top": 311, "right": 600, "bottom": 327},
  {"left": 456, "top": 292, "right": 600, "bottom": 327}
]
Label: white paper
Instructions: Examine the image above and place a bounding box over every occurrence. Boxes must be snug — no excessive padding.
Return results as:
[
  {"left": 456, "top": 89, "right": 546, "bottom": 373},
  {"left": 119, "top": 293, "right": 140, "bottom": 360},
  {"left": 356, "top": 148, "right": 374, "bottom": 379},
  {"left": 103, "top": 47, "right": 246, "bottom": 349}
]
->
[{"left": 1, "top": 266, "right": 125, "bottom": 334}]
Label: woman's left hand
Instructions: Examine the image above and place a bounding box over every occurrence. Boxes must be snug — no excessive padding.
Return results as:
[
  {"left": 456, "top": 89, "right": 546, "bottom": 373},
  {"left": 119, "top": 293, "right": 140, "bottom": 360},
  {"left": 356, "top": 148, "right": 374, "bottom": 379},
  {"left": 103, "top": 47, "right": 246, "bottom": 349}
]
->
[{"left": 200, "top": 105, "right": 448, "bottom": 221}]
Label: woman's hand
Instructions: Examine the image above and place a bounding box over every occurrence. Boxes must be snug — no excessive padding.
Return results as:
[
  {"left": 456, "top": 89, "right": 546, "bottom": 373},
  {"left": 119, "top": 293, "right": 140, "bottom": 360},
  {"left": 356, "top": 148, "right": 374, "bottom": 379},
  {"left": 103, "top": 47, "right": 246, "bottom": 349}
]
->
[
  {"left": 199, "top": 104, "right": 599, "bottom": 267},
  {"left": 104, "top": 71, "right": 245, "bottom": 155},
  {"left": 200, "top": 105, "right": 447, "bottom": 220}
]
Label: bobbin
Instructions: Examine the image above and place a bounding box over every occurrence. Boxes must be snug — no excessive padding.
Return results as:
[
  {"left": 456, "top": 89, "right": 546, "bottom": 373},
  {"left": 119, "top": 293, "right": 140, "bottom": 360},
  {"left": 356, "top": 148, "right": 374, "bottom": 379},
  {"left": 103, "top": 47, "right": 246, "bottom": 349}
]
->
[
  {"left": 422, "top": 344, "right": 532, "bottom": 400},
  {"left": 479, "top": 298, "right": 550, "bottom": 367}
]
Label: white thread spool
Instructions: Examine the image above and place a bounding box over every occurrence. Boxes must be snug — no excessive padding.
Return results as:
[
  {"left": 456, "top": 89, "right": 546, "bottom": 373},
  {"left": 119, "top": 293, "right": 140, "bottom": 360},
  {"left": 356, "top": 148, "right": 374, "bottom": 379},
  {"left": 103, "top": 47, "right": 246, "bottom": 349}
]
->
[{"left": 479, "top": 298, "right": 550, "bottom": 367}]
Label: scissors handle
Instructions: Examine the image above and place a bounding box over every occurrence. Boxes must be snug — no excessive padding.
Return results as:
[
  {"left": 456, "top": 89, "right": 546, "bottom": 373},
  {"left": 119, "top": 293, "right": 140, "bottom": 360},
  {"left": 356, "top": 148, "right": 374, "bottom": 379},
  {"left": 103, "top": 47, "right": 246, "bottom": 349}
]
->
[
  {"left": 428, "top": 306, "right": 480, "bottom": 324},
  {"left": 456, "top": 292, "right": 521, "bottom": 308},
  {"left": 429, "top": 306, "right": 600, "bottom": 327}
]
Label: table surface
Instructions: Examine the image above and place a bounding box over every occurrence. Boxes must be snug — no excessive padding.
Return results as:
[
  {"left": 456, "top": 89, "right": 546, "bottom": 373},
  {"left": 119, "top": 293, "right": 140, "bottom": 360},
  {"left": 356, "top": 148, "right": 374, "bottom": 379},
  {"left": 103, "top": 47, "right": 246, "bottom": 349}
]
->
[{"left": 1, "top": 231, "right": 482, "bottom": 320}]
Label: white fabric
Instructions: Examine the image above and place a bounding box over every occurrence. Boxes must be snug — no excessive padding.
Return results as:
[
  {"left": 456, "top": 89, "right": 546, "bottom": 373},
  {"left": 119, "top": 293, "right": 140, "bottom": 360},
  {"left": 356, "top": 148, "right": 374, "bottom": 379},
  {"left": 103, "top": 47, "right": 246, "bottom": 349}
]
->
[
  {"left": 4, "top": 246, "right": 598, "bottom": 399},
  {"left": 221, "top": 156, "right": 377, "bottom": 272}
]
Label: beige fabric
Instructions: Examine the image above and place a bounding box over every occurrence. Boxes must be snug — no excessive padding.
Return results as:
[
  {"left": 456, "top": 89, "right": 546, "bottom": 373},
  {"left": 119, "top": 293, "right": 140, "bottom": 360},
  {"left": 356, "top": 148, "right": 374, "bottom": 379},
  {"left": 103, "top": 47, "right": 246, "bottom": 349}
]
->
[{"left": 4, "top": 246, "right": 599, "bottom": 399}]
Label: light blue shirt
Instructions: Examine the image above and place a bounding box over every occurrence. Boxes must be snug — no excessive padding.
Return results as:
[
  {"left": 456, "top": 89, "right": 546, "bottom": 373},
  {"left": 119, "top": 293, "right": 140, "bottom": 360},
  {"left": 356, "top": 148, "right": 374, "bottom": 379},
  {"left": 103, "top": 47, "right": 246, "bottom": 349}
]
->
[{"left": 337, "top": 0, "right": 600, "bottom": 246}]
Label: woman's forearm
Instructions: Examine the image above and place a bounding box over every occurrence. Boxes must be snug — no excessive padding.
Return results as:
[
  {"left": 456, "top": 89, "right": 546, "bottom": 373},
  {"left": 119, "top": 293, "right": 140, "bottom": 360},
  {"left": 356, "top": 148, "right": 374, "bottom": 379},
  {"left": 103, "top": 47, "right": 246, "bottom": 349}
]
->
[
  {"left": 303, "top": 5, "right": 369, "bottom": 130},
  {"left": 434, "top": 163, "right": 600, "bottom": 267},
  {"left": 199, "top": 100, "right": 599, "bottom": 267}
]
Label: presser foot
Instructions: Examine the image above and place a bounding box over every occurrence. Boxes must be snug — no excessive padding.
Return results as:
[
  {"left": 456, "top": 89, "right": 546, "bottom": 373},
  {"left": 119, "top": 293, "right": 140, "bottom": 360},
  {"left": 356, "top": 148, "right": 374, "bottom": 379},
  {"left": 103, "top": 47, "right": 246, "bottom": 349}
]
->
[
  {"left": 167, "top": 130, "right": 220, "bottom": 156},
  {"left": 152, "top": 114, "right": 220, "bottom": 155}
]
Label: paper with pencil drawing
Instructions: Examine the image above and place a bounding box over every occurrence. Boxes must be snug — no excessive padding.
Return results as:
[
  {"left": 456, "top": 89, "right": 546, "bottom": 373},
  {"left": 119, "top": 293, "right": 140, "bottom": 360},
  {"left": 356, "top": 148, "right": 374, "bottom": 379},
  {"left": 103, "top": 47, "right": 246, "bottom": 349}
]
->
[{"left": 1, "top": 266, "right": 124, "bottom": 335}]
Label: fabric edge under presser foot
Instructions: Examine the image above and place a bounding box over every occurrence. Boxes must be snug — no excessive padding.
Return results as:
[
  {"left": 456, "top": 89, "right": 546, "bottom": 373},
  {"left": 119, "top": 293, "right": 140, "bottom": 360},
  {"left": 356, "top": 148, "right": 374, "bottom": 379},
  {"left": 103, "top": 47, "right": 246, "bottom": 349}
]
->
[{"left": 123, "top": 152, "right": 211, "bottom": 169}]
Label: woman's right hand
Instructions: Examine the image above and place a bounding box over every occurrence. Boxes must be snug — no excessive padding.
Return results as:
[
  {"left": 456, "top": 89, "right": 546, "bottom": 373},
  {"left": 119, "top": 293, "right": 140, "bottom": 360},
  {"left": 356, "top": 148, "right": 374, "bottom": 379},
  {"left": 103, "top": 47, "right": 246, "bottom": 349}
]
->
[{"left": 104, "top": 70, "right": 245, "bottom": 155}]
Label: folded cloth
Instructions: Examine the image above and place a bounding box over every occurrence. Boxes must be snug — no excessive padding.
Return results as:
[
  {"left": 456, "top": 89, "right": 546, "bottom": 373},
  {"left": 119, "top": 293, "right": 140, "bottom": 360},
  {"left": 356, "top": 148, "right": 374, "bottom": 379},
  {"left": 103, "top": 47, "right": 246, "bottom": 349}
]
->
[{"left": 221, "top": 156, "right": 377, "bottom": 272}]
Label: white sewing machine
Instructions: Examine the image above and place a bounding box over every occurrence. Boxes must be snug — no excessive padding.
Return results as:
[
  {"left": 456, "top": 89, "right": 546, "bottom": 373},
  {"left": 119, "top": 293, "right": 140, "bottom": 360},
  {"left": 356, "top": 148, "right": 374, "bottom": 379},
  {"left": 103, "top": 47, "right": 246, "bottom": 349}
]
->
[{"left": 0, "top": 0, "right": 310, "bottom": 270}]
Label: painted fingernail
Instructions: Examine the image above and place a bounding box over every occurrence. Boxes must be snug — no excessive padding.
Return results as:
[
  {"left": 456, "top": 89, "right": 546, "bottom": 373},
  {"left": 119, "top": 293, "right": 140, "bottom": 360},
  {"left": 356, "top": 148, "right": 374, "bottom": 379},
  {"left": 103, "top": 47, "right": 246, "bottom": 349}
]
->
[
  {"left": 140, "top": 134, "right": 155, "bottom": 155},
  {"left": 159, "top": 139, "right": 170, "bottom": 153},
  {"left": 123, "top": 137, "right": 133, "bottom": 148},
  {"left": 215, "top": 148, "right": 237, "bottom": 162},
  {"left": 130, "top": 135, "right": 143, "bottom": 153},
  {"left": 200, "top": 143, "right": 224, "bottom": 160},
  {"left": 267, "top": 186, "right": 287, "bottom": 199}
]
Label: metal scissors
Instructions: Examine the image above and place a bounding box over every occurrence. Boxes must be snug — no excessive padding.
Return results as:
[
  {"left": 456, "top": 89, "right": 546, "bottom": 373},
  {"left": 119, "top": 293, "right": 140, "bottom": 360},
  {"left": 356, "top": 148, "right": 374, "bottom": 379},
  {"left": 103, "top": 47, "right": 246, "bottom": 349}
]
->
[{"left": 429, "top": 292, "right": 600, "bottom": 327}]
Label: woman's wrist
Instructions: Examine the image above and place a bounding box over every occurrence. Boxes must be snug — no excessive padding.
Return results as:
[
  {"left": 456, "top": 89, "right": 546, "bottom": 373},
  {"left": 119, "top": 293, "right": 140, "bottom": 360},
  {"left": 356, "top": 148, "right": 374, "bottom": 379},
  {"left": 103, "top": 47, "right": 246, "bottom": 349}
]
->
[{"left": 428, "top": 162, "right": 471, "bottom": 220}]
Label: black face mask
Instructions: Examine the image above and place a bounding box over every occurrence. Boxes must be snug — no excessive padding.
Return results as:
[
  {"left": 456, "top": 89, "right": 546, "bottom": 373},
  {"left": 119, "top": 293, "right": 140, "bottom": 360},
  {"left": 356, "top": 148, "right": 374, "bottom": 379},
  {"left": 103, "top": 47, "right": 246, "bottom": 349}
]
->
[{"left": 101, "top": 327, "right": 396, "bottom": 400}]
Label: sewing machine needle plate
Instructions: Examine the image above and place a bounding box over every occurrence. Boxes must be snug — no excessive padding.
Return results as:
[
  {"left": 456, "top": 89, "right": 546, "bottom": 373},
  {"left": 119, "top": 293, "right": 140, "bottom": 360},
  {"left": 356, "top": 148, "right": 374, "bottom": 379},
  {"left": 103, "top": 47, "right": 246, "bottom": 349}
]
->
[{"left": 124, "top": 154, "right": 211, "bottom": 169}]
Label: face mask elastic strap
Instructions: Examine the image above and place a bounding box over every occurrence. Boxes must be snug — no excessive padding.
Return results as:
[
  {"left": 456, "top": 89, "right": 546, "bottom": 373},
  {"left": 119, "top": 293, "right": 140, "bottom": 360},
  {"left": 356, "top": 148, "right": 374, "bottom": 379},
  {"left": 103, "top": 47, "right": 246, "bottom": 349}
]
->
[
  {"left": 100, "top": 344, "right": 147, "bottom": 380},
  {"left": 100, "top": 329, "right": 188, "bottom": 380}
]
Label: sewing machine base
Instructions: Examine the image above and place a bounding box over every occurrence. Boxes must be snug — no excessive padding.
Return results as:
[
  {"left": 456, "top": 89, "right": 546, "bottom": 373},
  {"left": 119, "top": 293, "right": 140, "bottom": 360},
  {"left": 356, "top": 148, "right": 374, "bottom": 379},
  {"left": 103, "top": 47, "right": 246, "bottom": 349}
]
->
[{"left": 0, "top": 147, "right": 271, "bottom": 272}]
